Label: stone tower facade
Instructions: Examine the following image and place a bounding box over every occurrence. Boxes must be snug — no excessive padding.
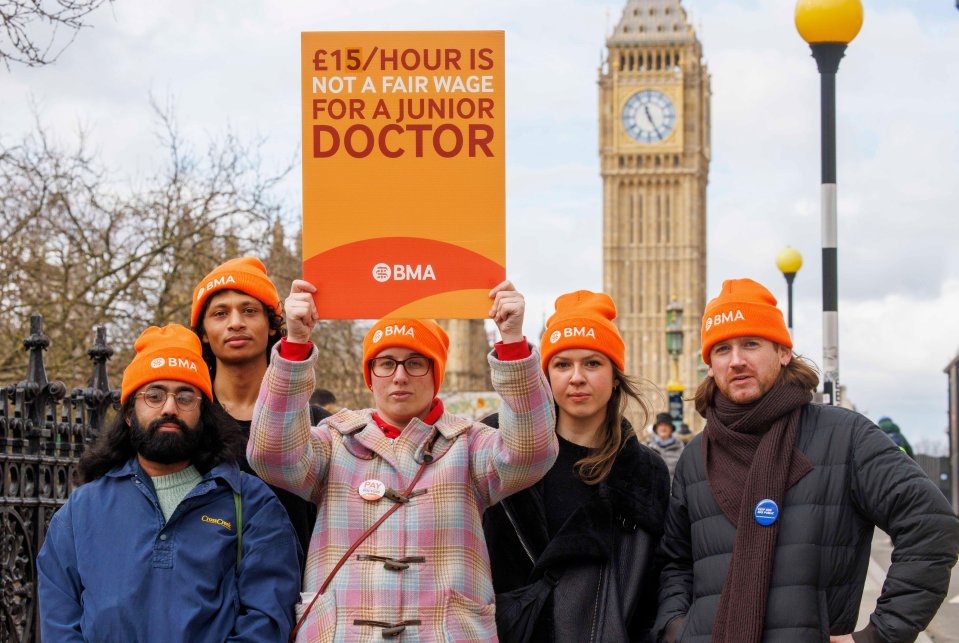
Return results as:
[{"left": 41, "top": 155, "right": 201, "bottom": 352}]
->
[
  {"left": 599, "top": 0, "right": 710, "bottom": 430},
  {"left": 437, "top": 320, "right": 492, "bottom": 392}
]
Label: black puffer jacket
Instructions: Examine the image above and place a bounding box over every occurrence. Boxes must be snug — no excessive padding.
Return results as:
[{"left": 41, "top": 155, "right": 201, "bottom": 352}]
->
[
  {"left": 484, "top": 416, "right": 670, "bottom": 642},
  {"left": 655, "top": 404, "right": 959, "bottom": 643}
]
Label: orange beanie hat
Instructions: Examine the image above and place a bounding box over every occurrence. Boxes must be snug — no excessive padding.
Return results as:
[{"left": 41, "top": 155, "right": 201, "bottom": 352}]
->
[
  {"left": 362, "top": 319, "right": 450, "bottom": 395},
  {"left": 121, "top": 324, "right": 213, "bottom": 402},
  {"left": 540, "top": 290, "right": 625, "bottom": 372},
  {"left": 701, "top": 278, "right": 792, "bottom": 364},
  {"left": 190, "top": 257, "right": 281, "bottom": 329}
]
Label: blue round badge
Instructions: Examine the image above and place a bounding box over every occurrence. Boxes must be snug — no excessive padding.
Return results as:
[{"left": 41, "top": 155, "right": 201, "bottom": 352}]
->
[{"left": 754, "top": 499, "right": 779, "bottom": 526}]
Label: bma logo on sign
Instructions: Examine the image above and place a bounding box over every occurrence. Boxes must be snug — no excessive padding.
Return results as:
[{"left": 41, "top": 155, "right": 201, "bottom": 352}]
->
[
  {"left": 705, "top": 310, "right": 745, "bottom": 331},
  {"left": 371, "top": 263, "right": 437, "bottom": 282},
  {"left": 372, "top": 325, "right": 416, "bottom": 344},
  {"left": 196, "top": 275, "right": 236, "bottom": 300}
]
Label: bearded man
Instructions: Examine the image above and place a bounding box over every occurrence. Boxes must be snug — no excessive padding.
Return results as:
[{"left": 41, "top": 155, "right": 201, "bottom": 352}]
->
[
  {"left": 655, "top": 279, "right": 959, "bottom": 643},
  {"left": 37, "top": 324, "right": 300, "bottom": 641}
]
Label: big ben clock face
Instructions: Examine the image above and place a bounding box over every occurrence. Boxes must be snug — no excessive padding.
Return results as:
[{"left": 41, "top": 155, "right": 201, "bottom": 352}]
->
[{"left": 622, "top": 90, "right": 676, "bottom": 143}]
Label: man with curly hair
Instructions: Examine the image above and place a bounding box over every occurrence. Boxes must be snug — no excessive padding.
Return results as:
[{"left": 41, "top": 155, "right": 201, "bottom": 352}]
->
[{"left": 191, "top": 256, "right": 328, "bottom": 562}]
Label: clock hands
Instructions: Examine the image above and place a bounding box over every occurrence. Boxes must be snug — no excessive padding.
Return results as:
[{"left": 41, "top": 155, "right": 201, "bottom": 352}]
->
[
  {"left": 643, "top": 105, "right": 663, "bottom": 138},
  {"left": 622, "top": 91, "right": 673, "bottom": 142}
]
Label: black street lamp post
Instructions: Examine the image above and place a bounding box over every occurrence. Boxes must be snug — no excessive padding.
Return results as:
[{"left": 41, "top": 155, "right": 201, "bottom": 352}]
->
[{"left": 795, "top": 0, "right": 862, "bottom": 406}]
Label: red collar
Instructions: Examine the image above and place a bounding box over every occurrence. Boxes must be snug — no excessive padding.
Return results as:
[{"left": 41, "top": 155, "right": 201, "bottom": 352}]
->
[{"left": 372, "top": 398, "right": 444, "bottom": 438}]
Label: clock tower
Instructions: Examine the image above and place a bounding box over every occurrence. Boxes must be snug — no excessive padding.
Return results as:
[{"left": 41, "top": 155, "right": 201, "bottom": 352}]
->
[{"left": 599, "top": 0, "right": 710, "bottom": 430}]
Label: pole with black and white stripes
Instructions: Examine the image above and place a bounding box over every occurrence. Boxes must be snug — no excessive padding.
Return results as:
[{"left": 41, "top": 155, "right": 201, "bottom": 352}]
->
[
  {"left": 813, "top": 43, "right": 844, "bottom": 406},
  {"left": 795, "top": 0, "right": 862, "bottom": 406}
]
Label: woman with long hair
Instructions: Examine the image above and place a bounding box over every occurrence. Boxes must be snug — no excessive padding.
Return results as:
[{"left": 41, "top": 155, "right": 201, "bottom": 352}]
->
[{"left": 483, "top": 290, "right": 671, "bottom": 642}]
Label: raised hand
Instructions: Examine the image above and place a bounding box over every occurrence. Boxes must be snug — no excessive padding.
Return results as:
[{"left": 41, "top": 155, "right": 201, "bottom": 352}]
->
[
  {"left": 285, "top": 280, "right": 319, "bottom": 343},
  {"left": 488, "top": 280, "right": 525, "bottom": 344}
]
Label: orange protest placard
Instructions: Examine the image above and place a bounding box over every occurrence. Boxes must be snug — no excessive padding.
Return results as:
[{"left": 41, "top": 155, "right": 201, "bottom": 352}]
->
[{"left": 301, "top": 31, "right": 505, "bottom": 319}]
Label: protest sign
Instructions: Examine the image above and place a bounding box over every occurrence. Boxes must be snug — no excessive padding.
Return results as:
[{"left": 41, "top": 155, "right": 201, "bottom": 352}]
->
[{"left": 301, "top": 31, "right": 505, "bottom": 319}]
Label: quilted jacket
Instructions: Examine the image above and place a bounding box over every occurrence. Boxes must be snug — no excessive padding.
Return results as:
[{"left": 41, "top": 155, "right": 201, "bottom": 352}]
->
[{"left": 655, "top": 404, "right": 959, "bottom": 643}]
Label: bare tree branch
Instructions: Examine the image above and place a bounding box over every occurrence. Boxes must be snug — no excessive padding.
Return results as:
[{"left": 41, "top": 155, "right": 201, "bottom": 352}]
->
[{"left": 0, "top": 0, "right": 111, "bottom": 68}]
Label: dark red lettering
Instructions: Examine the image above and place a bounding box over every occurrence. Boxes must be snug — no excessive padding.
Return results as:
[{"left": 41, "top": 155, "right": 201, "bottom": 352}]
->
[
  {"left": 313, "top": 125, "right": 339, "bottom": 158},
  {"left": 349, "top": 99, "right": 365, "bottom": 119},
  {"left": 378, "top": 125, "right": 404, "bottom": 158},
  {"left": 477, "top": 48, "right": 493, "bottom": 70},
  {"left": 478, "top": 98, "right": 494, "bottom": 119},
  {"left": 446, "top": 48, "right": 461, "bottom": 70},
  {"left": 344, "top": 125, "right": 374, "bottom": 158},
  {"left": 434, "top": 124, "right": 463, "bottom": 158},
  {"left": 469, "top": 125, "right": 494, "bottom": 158},
  {"left": 406, "top": 124, "right": 430, "bottom": 157}
]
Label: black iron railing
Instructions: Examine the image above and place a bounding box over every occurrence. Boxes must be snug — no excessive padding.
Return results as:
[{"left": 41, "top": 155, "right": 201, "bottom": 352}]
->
[{"left": 0, "top": 315, "right": 118, "bottom": 643}]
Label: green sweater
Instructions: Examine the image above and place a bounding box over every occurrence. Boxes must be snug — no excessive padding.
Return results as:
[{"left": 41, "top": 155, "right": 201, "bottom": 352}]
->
[{"left": 151, "top": 465, "right": 202, "bottom": 522}]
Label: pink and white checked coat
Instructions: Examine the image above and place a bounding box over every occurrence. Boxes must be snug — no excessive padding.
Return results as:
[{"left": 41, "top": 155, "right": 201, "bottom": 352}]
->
[{"left": 248, "top": 346, "right": 557, "bottom": 642}]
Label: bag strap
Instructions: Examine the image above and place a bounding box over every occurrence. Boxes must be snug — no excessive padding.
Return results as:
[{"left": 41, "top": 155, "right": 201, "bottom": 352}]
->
[
  {"left": 234, "top": 472, "right": 243, "bottom": 567},
  {"left": 289, "top": 428, "right": 439, "bottom": 642}
]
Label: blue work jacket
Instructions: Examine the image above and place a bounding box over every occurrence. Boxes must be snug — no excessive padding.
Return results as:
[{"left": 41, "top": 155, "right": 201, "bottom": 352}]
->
[{"left": 37, "top": 457, "right": 301, "bottom": 642}]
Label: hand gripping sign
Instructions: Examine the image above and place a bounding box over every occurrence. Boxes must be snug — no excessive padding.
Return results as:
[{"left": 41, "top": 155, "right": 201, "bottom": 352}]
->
[{"left": 301, "top": 31, "right": 505, "bottom": 319}]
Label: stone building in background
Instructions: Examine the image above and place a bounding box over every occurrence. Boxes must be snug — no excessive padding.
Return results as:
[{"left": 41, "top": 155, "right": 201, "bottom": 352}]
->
[
  {"left": 438, "top": 319, "right": 492, "bottom": 392},
  {"left": 599, "top": 0, "right": 711, "bottom": 431}
]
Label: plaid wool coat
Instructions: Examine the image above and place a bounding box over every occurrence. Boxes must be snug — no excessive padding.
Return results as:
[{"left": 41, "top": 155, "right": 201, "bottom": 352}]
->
[{"left": 248, "top": 345, "right": 557, "bottom": 642}]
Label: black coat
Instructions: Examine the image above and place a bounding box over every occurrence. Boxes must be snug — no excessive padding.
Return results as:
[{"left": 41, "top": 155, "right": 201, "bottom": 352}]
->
[
  {"left": 483, "top": 416, "right": 671, "bottom": 642},
  {"left": 655, "top": 404, "right": 959, "bottom": 643},
  {"left": 233, "top": 404, "right": 330, "bottom": 570}
]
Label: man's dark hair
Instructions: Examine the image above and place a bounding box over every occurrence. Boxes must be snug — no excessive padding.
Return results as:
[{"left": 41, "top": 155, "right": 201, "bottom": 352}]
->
[
  {"left": 77, "top": 397, "right": 245, "bottom": 484},
  {"left": 193, "top": 289, "right": 285, "bottom": 377}
]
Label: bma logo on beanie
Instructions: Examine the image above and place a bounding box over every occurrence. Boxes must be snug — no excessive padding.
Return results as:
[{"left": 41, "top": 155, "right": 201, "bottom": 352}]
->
[
  {"left": 196, "top": 275, "right": 237, "bottom": 301},
  {"left": 540, "top": 291, "right": 625, "bottom": 372},
  {"left": 704, "top": 309, "right": 745, "bottom": 332},
  {"left": 549, "top": 326, "right": 597, "bottom": 344},
  {"left": 362, "top": 318, "right": 449, "bottom": 394},
  {"left": 372, "top": 325, "right": 415, "bottom": 344},
  {"left": 121, "top": 324, "right": 212, "bottom": 402},
  {"left": 190, "top": 257, "right": 281, "bottom": 330},
  {"left": 149, "top": 356, "right": 199, "bottom": 371},
  {"left": 700, "top": 279, "right": 791, "bottom": 365}
]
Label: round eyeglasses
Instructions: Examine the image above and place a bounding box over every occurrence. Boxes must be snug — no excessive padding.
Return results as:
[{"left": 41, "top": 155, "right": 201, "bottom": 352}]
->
[
  {"left": 135, "top": 387, "right": 201, "bottom": 411},
  {"left": 368, "top": 356, "right": 433, "bottom": 378}
]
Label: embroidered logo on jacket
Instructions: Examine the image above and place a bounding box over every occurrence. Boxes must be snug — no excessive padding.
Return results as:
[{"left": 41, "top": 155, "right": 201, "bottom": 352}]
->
[{"left": 201, "top": 514, "right": 233, "bottom": 530}]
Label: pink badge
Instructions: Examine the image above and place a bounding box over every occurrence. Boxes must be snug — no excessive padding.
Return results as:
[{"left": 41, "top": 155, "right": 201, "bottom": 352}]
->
[{"left": 358, "top": 479, "right": 386, "bottom": 501}]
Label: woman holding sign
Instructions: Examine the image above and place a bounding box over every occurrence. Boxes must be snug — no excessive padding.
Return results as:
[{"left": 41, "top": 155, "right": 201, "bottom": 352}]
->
[
  {"left": 247, "top": 278, "right": 557, "bottom": 641},
  {"left": 482, "top": 290, "right": 671, "bottom": 643}
]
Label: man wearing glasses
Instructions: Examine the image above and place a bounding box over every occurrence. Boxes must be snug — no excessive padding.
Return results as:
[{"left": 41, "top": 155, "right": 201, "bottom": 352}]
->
[
  {"left": 37, "top": 324, "right": 300, "bottom": 641},
  {"left": 248, "top": 279, "right": 558, "bottom": 641}
]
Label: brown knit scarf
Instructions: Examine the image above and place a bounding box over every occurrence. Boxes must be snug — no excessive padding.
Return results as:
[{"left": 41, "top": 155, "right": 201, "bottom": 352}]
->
[{"left": 702, "top": 380, "right": 813, "bottom": 643}]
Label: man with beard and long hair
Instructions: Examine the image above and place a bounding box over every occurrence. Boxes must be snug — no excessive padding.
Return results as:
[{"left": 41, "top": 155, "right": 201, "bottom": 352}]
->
[
  {"left": 655, "top": 279, "right": 959, "bottom": 643},
  {"left": 37, "top": 324, "right": 300, "bottom": 641}
]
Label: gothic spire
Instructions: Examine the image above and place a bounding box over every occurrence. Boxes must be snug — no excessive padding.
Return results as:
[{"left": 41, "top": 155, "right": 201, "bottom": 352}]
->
[{"left": 607, "top": 0, "right": 697, "bottom": 46}]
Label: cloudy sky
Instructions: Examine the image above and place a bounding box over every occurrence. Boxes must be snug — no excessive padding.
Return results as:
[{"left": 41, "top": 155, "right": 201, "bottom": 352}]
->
[{"left": 3, "top": 0, "right": 957, "bottom": 447}]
